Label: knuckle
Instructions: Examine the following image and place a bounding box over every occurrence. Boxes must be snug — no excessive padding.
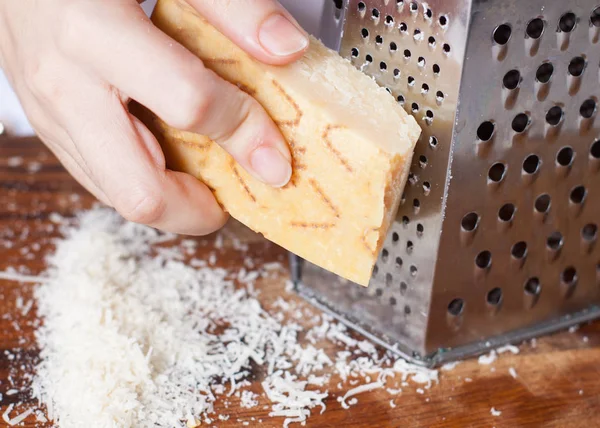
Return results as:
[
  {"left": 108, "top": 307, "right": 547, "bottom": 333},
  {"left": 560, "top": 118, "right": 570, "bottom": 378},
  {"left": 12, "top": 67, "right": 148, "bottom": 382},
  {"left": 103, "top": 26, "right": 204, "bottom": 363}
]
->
[
  {"left": 116, "top": 190, "right": 166, "bottom": 226},
  {"left": 26, "top": 59, "right": 61, "bottom": 101},
  {"left": 214, "top": 92, "right": 253, "bottom": 143},
  {"left": 166, "top": 73, "right": 214, "bottom": 131}
]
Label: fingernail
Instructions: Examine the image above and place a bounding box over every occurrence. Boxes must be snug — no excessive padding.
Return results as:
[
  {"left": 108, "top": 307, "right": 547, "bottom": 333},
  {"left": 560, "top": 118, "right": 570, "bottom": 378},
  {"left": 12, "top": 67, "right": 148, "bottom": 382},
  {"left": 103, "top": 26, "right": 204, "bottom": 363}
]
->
[
  {"left": 258, "top": 14, "right": 309, "bottom": 57},
  {"left": 250, "top": 146, "right": 292, "bottom": 187}
]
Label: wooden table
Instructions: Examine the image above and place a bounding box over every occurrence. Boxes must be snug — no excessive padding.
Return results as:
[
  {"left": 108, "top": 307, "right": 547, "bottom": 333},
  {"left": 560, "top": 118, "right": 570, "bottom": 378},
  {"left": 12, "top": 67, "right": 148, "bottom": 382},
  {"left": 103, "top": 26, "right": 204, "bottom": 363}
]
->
[{"left": 1, "top": 136, "right": 599, "bottom": 428}]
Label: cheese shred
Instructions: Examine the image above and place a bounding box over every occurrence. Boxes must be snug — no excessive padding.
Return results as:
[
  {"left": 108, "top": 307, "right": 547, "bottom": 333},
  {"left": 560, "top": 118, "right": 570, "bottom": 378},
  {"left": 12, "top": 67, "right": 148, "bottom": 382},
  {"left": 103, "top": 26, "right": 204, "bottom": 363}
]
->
[{"left": 17, "top": 208, "right": 439, "bottom": 427}]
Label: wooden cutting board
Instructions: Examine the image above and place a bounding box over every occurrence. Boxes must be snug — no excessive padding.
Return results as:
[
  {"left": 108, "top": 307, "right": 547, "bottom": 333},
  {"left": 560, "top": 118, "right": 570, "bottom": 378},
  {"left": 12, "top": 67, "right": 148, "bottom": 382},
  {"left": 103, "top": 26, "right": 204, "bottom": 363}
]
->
[{"left": 1, "top": 135, "right": 599, "bottom": 427}]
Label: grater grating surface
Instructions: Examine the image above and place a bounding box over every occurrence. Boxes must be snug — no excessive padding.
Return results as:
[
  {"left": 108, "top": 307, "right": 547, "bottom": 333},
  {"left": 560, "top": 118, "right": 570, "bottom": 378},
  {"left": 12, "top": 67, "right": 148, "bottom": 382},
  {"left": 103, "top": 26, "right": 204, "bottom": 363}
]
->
[{"left": 290, "top": 0, "right": 600, "bottom": 365}]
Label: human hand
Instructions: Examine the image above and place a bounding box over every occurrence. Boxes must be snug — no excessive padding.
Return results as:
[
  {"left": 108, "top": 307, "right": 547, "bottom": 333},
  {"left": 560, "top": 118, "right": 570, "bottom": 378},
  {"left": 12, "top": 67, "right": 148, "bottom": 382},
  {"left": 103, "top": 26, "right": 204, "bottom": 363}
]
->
[{"left": 0, "top": 0, "right": 308, "bottom": 235}]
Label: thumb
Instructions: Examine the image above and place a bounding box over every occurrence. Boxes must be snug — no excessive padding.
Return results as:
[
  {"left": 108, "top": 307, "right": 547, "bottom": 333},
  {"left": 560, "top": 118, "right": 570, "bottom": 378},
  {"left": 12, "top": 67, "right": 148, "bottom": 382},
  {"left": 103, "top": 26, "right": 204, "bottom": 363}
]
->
[{"left": 186, "top": 0, "right": 310, "bottom": 65}]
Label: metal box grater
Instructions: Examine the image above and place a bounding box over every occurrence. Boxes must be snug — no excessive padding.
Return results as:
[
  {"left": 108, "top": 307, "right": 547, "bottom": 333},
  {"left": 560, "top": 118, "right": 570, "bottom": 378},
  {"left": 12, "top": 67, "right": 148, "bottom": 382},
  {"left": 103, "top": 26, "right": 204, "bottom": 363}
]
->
[{"left": 289, "top": 0, "right": 600, "bottom": 366}]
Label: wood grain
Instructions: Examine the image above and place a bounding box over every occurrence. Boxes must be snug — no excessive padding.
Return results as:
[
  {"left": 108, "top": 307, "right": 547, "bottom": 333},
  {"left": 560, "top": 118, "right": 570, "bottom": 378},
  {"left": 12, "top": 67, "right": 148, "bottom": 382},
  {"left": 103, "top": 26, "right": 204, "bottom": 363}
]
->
[{"left": 1, "top": 136, "right": 599, "bottom": 427}]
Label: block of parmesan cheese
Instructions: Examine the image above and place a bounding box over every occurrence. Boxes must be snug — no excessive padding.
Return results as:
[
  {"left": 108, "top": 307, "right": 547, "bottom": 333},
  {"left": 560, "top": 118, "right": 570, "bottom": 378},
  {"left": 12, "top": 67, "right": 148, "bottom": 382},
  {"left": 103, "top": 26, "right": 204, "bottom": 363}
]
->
[{"left": 142, "top": 0, "right": 421, "bottom": 286}]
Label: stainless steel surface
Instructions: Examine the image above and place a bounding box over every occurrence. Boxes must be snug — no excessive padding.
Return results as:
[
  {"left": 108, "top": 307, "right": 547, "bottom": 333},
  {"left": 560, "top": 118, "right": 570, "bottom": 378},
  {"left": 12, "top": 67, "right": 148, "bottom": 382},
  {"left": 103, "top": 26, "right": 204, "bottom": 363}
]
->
[{"left": 293, "top": 0, "right": 600, "bottom": 364}]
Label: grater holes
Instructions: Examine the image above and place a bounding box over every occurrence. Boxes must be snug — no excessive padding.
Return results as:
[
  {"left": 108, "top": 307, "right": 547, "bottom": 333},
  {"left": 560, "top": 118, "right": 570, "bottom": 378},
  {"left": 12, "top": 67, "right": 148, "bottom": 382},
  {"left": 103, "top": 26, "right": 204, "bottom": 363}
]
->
[
  {"left": 361, "top": 28, "right": 369, "bottom": 39},
  {"left": 422, "top": 181, "right": 431, "bottom": 195},
  {"left": 591, "top": 139, "right": 600, "bottom": 158},
  {"left": 416, "top": 223, "right": 424, "bottom": 236},
  {"left": 406, "top": 241, "right": 414, "bottom": 254},
  {"left": 556, "top": 146, "right": 575, "bottom": 167},
  {"left": 413, "top": 198, "right": 421, "bottom": 213},
  {"left": 414, "top": 29, "right": 424, "bottom": 41},
  {"left": 461, "top": 212, "right": 480, "bottom": 232},
  {"left": 410, "top": 265, "right": 418, "bottom": 277},
  {"left": 534, "top": 194, "right": 551, "bottom": 213},
  {"left": 429, "top": 136, "right": 439, "bottom": 149},
  {"left": 448, "top": 298, "right": 464, "bottom": 316},
  {"left": 558, "top": 12, "right": 577, "bottom": 33},
  {"left": 382, "top": 248, "right": 389, "bottom": 263},
  {"left": 376, "top": 288, "right": 383, "bottom": 297},
  {"left": 424, "top": 110, "right": 434, "bottom": 125},
  {"left": 439, "top": 14, "right": 449, "bottom": 29},
  {"left": 372, "top": 8, "right": 380, "bottom": 19},
  {"left": 545, "top": 106, "right": 564, "bottom": 126},
  {"left": 402, "top": 215, "right": 410, "bottom": 226},
  {"left": 486, "top": 288, "right": 503, "bottom": 306},
  {"left": 399, "top": 22, "right": 408, "bottom": 34},
  {"left": 365, "top": 54, "right": 373, "bottom": 63},
  {"left": 503, "top": 70, "right": 521, "bottom": 90},
  {"left": 397, "top": 94, "right": 405, "bottom": 105},
  {"left": 580, "top": 99, "right": 597, "bottom": 118},
  {"left": 498, "top": 203, "right": 516, "bottom": 222},
  {"left": 395, "top": 257, "right": 403, "bottom": 269},
  {"left": 547, "top": 231, "right": 564, "bottom": 251},
  {"left": 488, "top": 162, "right": 506, "bottom": 182},
  {"left": 408, "top": 76, "right": 416, "bottom": 86},
  {"left": 428, "top": 36, "right": 436, "bottom": 48},
  {"left": 351, "top": 47, "right": 360, "bottom": 57},
  {"left": 433, "top": 63, "right": 441, "bottom": 76},
  {"left": 418, "top": 56, "right": 426, "bottom": 68},
  {"left": 400, "top": 281, "right": 408, "bottom": 295},
  {"left": 442, "top": 43, "right": 451, "bottom": 55},
  {"left": 333, "top": 0, "right": 343, "bottom": 10},
  {"left": 421, "top": 83, "right": 430, "bottom": 94},
  {"left": 425, "top": 8, "right": 433, "bottom": 20},
  {"left": 404, "top": 305, "right": 411, "bottom": 315},
  {"left": 376, "top": 35, "right": 384, "bottom": 45},
  {"left": 475, "top": 251, "right": 492, "bottom": 269},
  {"left": 523, "top": 154, "right": 541, "bottom": 175},
  {"left": 419, "top": 155, "right": 428, "bottom": 167},
  {"left": 561, "top": 267, "right": 578, "bottom": 291},
  {"left": 524, "top": 277, "right": 541, "bottom": 297},
  {"left": 477, "top": 121, "right": 495, "bottom": 142},
  {"left": 389, "top": 297, "right": 397, "bottom": 306},
  {"left": 411, "top": 102, "right": 419, "bottom": 113},
  {"left": 392, "top": 232, "right": 399, "bottom": 244},
  {"left": 511, "top": 113, "right": 530, "bottom": 133},
  {"left": 592, "top": 7, "right": 600, "bottom": 27},
  {"left": 511, "top": 241, "right": 528, "bottom": 259},
  {"left": 358, "top": 1, "right": 366, "bottom": 12},
  {"left": 393, "top": 68, "right": 401, "bottom": 78},
  {"left": 404, "top": 49, "right": 412, "bottom": 59},
  {"left": 390, "top": 42, "right": 398, "bottom": 52},
  {"left": 526, "top": 18, "right": 545, "bottom": 39},
  {"left": 568, "top": 56, "right": 587, "bottom": 77},
  {"left": 410, "top": 1, "right": 418, "bottom": 13},
  {"left": 582, "top": 223, "right": 598, "bottom": 241},
  {"left": 536, "top": 62, "right": 554, "bottom": 83},
  {"left": 385, "top": 15, "right": 394, "bottom": 26},
  {"left": 436, "top": 91, "right": 445, "bottom": 104},
  {"left": 569, "top": 185, "right": 587, "bottom": 204},
  {"left": 385, "top": 273, "right": 393, "bottom": 286},
  {"left": 493, "top": 24, "right": 512, "bottom": 45},
  {"left": 408, "top": 172, "right": 417, "bottom": 185},
  {"left": 380, "top": 61, "right": 388, "bottom": 71}
]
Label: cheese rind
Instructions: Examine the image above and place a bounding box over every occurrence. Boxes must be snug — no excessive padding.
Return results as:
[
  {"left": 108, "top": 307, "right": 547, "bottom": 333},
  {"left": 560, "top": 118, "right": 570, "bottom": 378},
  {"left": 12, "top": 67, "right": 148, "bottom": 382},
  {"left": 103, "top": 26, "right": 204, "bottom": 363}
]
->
[{"left": 142, "top": 0, "right": 421, "bottom": 286}]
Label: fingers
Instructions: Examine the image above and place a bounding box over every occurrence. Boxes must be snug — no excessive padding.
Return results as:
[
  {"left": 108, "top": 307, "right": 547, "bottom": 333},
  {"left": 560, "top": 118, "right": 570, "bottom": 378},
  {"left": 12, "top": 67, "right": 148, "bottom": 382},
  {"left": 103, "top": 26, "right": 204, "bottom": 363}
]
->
[
  {"left": 57, "top": 84, "right": 228, "bottom": 236},
  {"left": 59, "top": 1, "right": 292, "bottom": 187},
  {"left": 186, "top": 0, "right": 309, "bottom": 65},
  {"left": 44, "top": 140, "right": 111, "bottom": 206}
]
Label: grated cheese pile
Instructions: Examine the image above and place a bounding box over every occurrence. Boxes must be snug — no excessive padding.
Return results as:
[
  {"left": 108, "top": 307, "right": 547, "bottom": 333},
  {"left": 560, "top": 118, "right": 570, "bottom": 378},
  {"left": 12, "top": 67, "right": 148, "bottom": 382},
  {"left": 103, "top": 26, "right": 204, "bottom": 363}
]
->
[{"left": 22, "top": 208, "right": 439, "bottom": 427}]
